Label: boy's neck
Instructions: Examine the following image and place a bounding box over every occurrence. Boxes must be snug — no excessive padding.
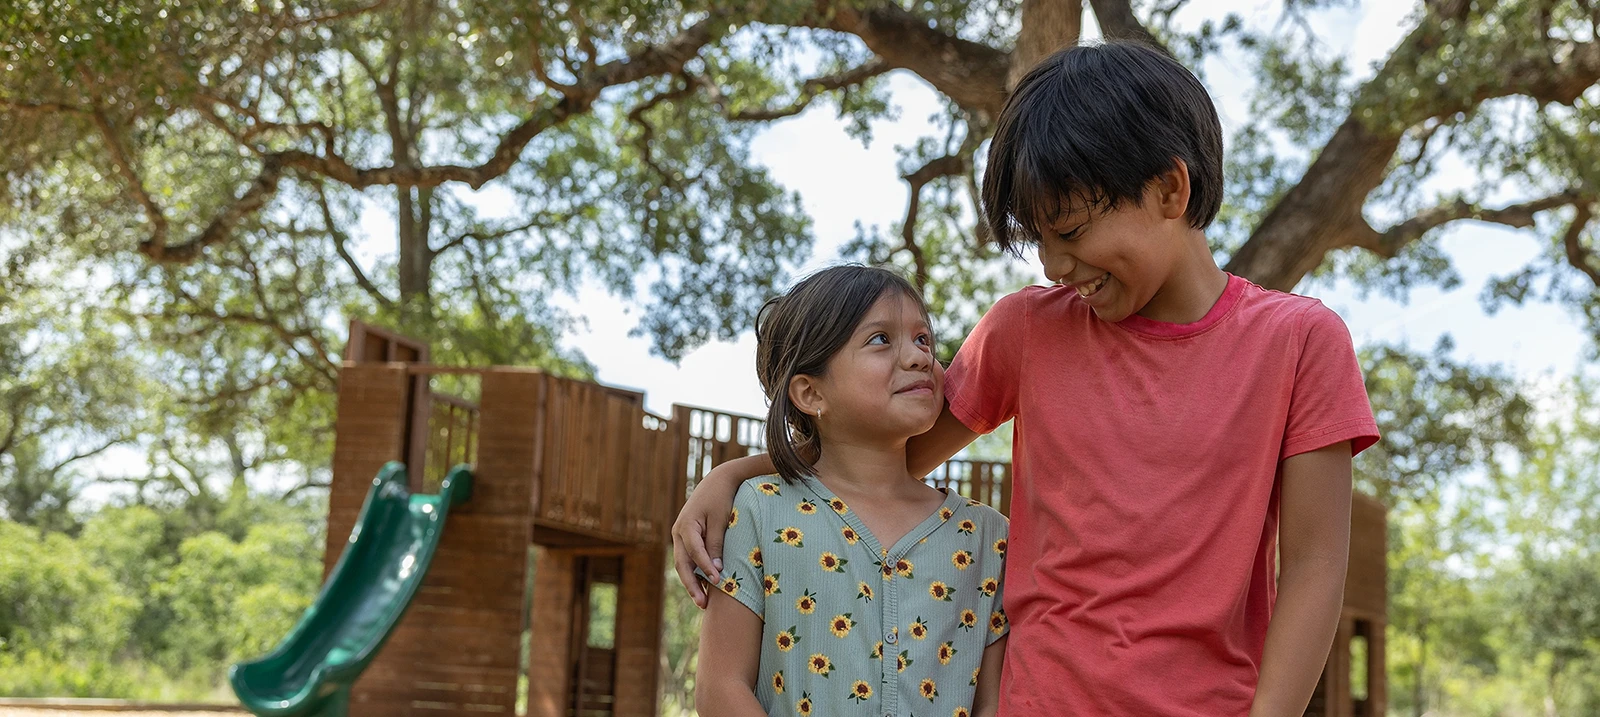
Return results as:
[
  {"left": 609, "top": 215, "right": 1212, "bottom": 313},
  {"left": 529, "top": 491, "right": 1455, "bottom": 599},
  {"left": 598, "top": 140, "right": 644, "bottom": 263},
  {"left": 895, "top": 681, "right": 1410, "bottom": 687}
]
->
[
  {"left": 1137, "top": 229, "right": 1230, "bottom": 325},
  {"left": 810, "top": 433, "right": 915, "bottom": 494}
]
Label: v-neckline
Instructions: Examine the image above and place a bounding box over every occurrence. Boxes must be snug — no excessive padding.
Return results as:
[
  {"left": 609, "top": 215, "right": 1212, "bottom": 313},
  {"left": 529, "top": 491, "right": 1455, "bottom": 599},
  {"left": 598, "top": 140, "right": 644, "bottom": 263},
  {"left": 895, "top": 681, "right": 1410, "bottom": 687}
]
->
[{"left": 799, "top": 476, "right": 966, "bottom": 561}]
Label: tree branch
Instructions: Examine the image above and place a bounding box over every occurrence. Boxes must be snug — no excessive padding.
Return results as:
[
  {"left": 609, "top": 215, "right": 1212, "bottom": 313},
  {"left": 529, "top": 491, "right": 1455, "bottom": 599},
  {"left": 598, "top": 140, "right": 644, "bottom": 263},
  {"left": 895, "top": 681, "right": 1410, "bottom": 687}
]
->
[
  {"left": 280, "top": 0, "right": 394, "bottom": 29},
  {"left": 139, "top": 156, "right": 286, "bottom": 262},
  {"left": 805, "top": 3, "right": 1011, "bottom": 116},
  {"left": 1561, "top": 204, "right": 1600, "bottom": 286},
  {"left": 92, "top": 109, "right": 171, "bottom": 253},
  {"left": 281, "top": 478, "right": 332, "bottom": 500},
  {"left": 900, "top": 154, "right": 970, "bottom": 291},
  {"left": 1227, "top": 0, "right": 1600, "bottom": 290},
  {"left": 0, "top": 98, "right": 90, "bottom": 114},
  {"left": 46, "top": 435, "right": 128, "bottom": 478},
  {"left": 1086, "top": 0, "right": 1169, "bottom": 53},
  {"left": 718, "top": 59, "right": 891, "bottom": 121},
  {"left": 198, "top": 92, "right": 337, "bottom": 149},
  {"left": 0, "top": 401, "right": 26, "bottom": 458},
  {"left": 627, "top": 73, "right": 698, "bottom": 183},
  {"left": 434, "top": 214, "right": 556, "bottom": 257},
  {"left": 314, "top": 183, "right": 395, "bottom": 308},
  {"left": 1355, "top": 191, "right": 1593, "bottom": 258},
  {"left": 139, "top": 16, "right": 725, "bottom": 264}
]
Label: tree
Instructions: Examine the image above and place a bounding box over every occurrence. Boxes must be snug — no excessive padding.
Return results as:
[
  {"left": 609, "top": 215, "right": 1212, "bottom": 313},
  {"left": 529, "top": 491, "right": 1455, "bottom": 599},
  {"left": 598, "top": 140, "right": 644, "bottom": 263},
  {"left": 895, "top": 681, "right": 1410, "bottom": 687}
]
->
[
  {"left": 0, "top": 250, "right": 145, "bottom": 530},
  {"left": 1355, "top": 339, "right": 1533, "bottom": 507},
  {"left": 8, "top": 0, "right": 1600, "bottom": 351},
  {"left": 8, "top": 0, "right": 1600, "bottom": 498}
]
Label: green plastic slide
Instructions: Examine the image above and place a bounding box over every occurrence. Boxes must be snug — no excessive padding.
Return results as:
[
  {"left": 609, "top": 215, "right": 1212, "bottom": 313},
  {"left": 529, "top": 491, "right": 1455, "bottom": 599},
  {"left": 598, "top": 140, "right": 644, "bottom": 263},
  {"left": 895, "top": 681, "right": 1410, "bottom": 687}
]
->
[{"left": 230, "top": 462, "right": 473, "bottom": 717}]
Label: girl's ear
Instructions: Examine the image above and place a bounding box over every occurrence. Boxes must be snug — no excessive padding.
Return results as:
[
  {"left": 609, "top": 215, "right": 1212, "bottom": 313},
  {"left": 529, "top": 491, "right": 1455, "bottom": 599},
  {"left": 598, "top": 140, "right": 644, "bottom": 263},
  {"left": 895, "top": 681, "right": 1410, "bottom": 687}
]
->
[{"left": 788, "top": 374, "right": 826, "bottom": 420}]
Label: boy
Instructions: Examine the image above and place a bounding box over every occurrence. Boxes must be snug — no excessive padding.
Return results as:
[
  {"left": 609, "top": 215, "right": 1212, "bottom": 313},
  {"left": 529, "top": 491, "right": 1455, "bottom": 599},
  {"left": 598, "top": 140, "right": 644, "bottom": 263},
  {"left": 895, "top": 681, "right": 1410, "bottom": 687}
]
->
[{"left": 675, "top": 42, "right": 1378, "bottom": 716}]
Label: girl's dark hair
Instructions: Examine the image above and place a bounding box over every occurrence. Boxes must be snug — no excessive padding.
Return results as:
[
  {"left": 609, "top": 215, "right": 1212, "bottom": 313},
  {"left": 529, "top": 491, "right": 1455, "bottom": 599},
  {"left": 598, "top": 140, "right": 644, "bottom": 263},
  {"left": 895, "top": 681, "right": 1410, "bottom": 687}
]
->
[
  {"left": 755, "top": 265, "right": 928, "bottom": 483},
  {"left": 982, "top": 40, "right": 1225, "bottom": 254}
]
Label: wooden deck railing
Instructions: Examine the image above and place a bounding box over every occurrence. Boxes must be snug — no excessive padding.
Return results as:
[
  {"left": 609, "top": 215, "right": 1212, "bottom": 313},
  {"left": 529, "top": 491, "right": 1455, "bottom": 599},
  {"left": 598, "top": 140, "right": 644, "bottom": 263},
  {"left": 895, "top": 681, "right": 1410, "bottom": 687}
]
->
[
  {"left": 422, "top": 392, "right": 478, "bottom": 493},
  {"left": 926, "top": 459, "right": 1011, "bottom": 515},
  {"left": 409, "top": 369, "right": 1013, "bottom": 546}
]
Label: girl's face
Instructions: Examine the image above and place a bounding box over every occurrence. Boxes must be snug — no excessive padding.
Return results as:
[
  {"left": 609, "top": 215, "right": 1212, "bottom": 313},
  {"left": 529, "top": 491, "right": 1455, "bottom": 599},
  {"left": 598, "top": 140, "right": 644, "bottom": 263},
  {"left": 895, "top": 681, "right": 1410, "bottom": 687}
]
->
[{"left": 799, "top": 291, "right": 943, "bottom": 443}]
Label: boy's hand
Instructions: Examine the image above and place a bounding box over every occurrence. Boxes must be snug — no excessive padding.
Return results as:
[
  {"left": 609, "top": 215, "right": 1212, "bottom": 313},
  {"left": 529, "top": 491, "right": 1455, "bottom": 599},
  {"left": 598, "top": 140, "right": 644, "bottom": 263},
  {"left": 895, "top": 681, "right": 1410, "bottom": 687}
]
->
[{"left": 672, "top": 454, "right": 773, "bottom": 608}]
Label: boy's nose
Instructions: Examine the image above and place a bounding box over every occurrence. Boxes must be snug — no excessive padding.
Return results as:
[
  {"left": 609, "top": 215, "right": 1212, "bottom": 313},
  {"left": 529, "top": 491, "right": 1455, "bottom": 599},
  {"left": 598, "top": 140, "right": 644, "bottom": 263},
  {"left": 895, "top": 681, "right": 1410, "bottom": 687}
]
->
[{"left": 1039, "top": 249, "right": 1075, "bottom": 283}]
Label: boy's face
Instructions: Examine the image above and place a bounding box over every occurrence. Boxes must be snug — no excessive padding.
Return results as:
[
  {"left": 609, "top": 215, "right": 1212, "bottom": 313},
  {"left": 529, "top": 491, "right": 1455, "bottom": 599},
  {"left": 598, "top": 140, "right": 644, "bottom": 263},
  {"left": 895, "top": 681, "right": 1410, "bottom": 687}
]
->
[{"left": 1034, "top": 184, "right": 1185, "bottom": 323}]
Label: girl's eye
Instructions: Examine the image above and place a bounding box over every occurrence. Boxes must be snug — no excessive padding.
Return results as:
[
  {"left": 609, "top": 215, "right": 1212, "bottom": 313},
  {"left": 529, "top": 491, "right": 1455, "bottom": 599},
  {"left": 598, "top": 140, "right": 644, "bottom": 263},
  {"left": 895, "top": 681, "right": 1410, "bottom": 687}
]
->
[
  {"left": 915, "top": 333, "right": 932, "bottom": 346},
  {"left": 868, "top": 333, "right": 890, "bottom": 345},
  {"left": 1057, "top": 225, "right": 1085, "bottom": 241}
]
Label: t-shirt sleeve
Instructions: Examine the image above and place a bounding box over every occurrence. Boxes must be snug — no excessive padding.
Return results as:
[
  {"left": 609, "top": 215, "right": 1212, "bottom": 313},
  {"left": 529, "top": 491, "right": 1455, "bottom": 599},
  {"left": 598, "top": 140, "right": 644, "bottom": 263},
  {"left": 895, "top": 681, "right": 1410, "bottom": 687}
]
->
[
  {"left": 1281, "top": 303, "right": 1380, "bottom": 459},
  {"left": 945, "top": 289, "right": 1031, "bottom": 435},
  {"left": 694, "top": 482, "right": 766, "bottom": 618}
]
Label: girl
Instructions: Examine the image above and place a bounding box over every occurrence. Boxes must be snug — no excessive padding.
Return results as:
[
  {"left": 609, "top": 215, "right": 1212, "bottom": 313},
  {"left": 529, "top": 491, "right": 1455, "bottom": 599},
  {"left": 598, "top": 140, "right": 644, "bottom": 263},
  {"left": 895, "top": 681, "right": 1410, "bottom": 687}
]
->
[{"left": 694, "top": 265, "right": 1008, "bottom": 717}]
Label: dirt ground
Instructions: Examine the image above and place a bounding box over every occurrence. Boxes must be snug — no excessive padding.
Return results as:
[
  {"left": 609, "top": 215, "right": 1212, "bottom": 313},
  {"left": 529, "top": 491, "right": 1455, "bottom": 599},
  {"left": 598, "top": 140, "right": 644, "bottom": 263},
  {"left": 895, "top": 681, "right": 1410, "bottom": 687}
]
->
[{"left": 0, "top": 709, "right": 241, "bottom": 717}]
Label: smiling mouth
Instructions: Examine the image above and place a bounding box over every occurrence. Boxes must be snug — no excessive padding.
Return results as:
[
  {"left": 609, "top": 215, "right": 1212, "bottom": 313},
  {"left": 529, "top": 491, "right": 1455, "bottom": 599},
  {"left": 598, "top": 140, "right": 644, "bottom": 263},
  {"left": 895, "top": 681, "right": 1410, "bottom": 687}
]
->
[
  {"left": 896, "top": 381, "right": 934, "bottom": 395},
  {"left": 1075, "top": 272, "right": 1110, "bottom": 298}
]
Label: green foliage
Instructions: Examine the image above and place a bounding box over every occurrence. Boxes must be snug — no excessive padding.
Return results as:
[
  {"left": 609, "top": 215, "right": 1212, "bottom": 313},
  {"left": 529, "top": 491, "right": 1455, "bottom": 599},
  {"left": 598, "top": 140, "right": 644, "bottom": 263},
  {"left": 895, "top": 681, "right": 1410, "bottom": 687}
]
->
[
  {"left": 1356, "top": 339, "right": 1533, "bottom": 506},
  {"left": 0, "top": 520, "right": 137, "bottom": 657},
  {"left": 660, "top": 564, "right": 703, "bottom": 713},
  {"left": 0, "top": 488, "right": 323, "bottom": 699}
]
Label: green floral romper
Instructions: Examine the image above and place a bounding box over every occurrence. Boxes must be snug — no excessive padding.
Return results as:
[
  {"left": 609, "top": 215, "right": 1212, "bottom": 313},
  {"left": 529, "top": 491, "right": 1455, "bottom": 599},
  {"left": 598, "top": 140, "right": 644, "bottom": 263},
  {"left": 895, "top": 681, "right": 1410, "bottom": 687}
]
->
[{"left": 700, "top": 475, "right": 1009, "bottom": 717}]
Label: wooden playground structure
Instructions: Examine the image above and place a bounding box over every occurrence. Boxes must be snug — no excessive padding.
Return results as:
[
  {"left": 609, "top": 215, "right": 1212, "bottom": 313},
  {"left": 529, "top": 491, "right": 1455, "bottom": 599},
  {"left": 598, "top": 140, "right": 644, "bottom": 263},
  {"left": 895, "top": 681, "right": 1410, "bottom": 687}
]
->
[{"left": 324, "top": 322, "right": 1387, "bottom": 717}]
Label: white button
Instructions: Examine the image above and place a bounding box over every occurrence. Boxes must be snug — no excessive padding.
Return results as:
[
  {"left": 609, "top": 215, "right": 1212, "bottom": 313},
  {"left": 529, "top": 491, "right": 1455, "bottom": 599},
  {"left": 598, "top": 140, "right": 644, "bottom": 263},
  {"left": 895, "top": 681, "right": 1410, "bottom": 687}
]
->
[{"left": 885, "top": 631, "right": 898, "bottom": 644}]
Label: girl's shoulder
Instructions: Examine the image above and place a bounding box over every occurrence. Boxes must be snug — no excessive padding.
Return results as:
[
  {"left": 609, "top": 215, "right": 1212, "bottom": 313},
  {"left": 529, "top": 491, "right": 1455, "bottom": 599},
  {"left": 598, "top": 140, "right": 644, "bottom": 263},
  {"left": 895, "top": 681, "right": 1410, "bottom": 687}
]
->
[
  {"left": 734, "top": 474, "right": 788, "bottom": 501},
  {"left": 953, "top": 498, "right": 1008, "bottom": 534},
  {"left": 730, "top": 475, "right": 796, "bottom": 523}
]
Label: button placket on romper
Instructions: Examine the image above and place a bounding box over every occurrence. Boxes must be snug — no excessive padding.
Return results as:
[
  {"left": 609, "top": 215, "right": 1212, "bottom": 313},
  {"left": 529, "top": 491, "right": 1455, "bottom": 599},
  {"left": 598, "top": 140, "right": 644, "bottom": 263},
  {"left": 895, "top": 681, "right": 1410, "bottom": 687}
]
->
[{"left": 800, "top": 478, "right": 969, "bottom": 717}]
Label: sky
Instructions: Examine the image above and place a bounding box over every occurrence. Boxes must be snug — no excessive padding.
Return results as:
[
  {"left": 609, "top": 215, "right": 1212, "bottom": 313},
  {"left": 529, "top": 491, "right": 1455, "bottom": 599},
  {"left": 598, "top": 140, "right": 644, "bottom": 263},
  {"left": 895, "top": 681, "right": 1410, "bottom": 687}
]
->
[{"left": 543, "top": 0, "right": 1592, "bottom": 420}]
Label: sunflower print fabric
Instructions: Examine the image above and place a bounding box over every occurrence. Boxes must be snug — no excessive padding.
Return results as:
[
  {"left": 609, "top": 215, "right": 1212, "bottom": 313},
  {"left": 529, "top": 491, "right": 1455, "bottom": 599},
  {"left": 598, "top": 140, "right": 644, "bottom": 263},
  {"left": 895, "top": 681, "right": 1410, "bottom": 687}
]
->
[{"left": 698, "top": 475, "right": 1009, "bottom": 716}]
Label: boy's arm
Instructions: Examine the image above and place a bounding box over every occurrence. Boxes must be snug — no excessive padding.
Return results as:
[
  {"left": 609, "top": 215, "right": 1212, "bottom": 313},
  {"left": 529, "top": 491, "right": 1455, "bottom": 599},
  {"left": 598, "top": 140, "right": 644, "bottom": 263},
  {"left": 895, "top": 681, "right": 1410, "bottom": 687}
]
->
[
  {"left": 971, "top": 636, "right": 1008, "bottom": 717},
  {"left": 672, "top": 405, "right": 979, "bottom": 607},
  {"left": 672, "top": 454, "right": 774, "bottom": 608},
  {"left": 694, "top": 589, "right": 767, "bottom": 717},
  {"left": 907, "top": 404, "right": 981, "bottom": 477},
  {"left": 1250, "top": 442, "right": 1352, "bottom": 717}
]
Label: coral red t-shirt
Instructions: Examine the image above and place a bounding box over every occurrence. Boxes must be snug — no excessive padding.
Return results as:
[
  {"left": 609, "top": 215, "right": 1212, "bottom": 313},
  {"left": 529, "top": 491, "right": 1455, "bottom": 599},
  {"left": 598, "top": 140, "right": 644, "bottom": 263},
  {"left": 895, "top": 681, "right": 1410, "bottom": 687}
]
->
[{"left": 945, "top": 274, "right": 1378, "bottom": 717}]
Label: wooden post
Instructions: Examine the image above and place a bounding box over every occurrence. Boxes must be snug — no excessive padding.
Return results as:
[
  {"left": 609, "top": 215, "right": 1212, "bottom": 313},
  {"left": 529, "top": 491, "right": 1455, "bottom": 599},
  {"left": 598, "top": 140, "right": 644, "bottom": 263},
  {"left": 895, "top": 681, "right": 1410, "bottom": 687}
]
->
[
  {"left": 612, "top": 545, "right": 668, "bottom": 717},
  {"left": 528, "top": 548, "right": 577, "bottom": 717},
  {"left": 324, "top": 364, "right": 411, "bottom": 581}
]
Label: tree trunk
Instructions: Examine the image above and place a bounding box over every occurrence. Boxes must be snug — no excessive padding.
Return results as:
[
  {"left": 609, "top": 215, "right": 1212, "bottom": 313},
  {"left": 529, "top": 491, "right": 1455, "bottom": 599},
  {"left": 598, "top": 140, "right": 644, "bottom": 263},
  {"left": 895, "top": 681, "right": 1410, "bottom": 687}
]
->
[
  {"left": 396, "top": 185, "right": 434, "bottom": 305},
  {"left": 1010, "top": 0, "right": 1084, "bottom": 90},
  {"left": 1224, "top": 117, "right": 1402, "bottom": 290},
  {"left": 1413, "top": 619, "right": 1426, "bottom": 717}
]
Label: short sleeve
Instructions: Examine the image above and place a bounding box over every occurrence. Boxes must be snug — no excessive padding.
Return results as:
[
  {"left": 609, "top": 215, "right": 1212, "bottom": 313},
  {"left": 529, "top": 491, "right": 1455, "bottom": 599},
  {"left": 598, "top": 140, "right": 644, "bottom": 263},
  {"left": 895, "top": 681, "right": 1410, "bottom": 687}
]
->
[
  {"left": 945, "top": 289, "right": 1031, "bottom": 434},
  {"left": 1281, "top": 304, "right": 1380, "bottom": 459},
  {"left": 695, "top": 482, "right": 767, "bottom": 618}
]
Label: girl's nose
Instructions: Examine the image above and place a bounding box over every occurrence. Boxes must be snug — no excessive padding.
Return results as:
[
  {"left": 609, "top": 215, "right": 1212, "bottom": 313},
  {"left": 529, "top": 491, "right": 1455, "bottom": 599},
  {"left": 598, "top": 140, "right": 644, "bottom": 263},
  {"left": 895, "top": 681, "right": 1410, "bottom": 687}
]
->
[{"left": 903, "top": 341, "right": 932, "bottom": 370}]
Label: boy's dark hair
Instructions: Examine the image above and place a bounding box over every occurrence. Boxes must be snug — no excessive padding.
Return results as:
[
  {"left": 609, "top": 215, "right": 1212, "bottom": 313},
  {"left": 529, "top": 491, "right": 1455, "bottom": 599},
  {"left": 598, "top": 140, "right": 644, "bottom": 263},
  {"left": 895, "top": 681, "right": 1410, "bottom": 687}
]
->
[
  {"left": 755, "top": 264, "right": 929, "bottom": 484},
  {"left": 982, "top": 41, "right": 1224, "bottom": 253}
]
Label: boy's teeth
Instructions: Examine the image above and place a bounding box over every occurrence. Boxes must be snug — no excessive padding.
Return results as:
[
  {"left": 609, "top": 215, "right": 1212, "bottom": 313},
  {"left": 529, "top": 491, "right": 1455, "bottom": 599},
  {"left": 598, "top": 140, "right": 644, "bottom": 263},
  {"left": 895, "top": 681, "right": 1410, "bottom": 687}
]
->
[{"left": 1077, "top": 274, "right": 1107, "bottom": 297}]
